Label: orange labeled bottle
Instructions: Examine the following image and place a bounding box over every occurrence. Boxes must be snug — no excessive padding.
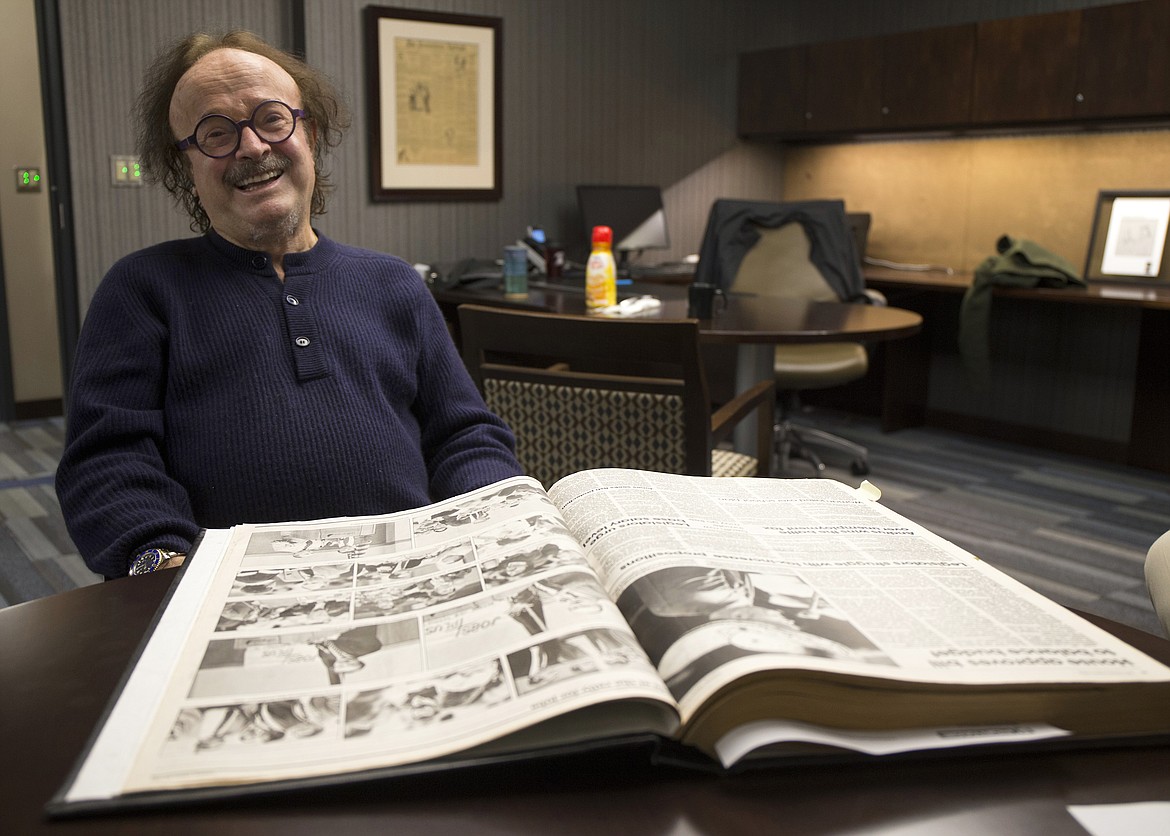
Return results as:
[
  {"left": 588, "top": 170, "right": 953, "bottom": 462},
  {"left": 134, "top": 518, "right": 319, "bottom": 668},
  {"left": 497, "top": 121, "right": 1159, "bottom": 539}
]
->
[{"left": 585, "top": 225, "right": 617, "bottom": 310}]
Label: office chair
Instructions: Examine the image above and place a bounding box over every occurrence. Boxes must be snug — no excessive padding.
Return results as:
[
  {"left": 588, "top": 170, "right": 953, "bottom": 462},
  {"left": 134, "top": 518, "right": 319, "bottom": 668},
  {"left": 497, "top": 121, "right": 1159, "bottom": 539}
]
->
[
  {"left": 695, "top": 198, "right": 880, "bottom": 476},
  {"left": 1146, "top": 530, "right": 1170, "bottom": 638},
  {"left": 457, "top": 304, "right": 774, "bottom": 488}
]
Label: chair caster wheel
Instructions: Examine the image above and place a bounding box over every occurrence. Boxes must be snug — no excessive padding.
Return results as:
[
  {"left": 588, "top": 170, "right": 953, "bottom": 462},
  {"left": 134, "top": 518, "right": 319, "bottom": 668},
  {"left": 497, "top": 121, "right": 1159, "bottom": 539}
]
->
[{"left": 851, "top": 460, "right": 869, "bottom": 476}]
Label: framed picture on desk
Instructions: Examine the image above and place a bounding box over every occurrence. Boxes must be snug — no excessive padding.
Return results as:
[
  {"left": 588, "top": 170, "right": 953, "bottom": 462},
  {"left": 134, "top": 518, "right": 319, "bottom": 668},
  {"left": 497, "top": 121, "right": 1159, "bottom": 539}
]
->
[
  {"left": 1084, "top": 190, "right": 1170, "bottom": 283},
  {"left": 363, "top": 6, "right": 502, "bottom": 202}
]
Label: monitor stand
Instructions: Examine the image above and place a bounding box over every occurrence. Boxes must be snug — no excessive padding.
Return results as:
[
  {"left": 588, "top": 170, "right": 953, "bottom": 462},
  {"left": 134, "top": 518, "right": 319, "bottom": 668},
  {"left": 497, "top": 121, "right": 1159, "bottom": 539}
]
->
[{"left": 616, "top": 248, "right": 640, "bottom": 281}]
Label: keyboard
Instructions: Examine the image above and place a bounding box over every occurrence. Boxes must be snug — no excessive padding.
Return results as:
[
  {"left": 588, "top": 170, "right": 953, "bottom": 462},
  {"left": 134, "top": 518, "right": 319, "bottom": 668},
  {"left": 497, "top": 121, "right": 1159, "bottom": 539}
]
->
[{"left": 627, "top": 263, "right": 693, "bottom": 279}]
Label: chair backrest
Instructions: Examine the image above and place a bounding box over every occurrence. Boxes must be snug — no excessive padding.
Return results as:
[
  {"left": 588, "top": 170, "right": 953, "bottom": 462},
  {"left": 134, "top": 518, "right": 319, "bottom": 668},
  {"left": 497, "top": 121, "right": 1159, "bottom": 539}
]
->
[
  {"left": 694, "top": 198, "right": 866, "bottom": 302},
  {"left": 846, "top": 212, "right": 872, "bottom": 260},
  {"left": 458, "top": 304, "right": 715, "bottom": 487},
  {"left": 1146, "top": 530, "right": 1170, "bottom": 638},
  {"left": 732, "top": 223, "right": 839, "bottom": 302}
]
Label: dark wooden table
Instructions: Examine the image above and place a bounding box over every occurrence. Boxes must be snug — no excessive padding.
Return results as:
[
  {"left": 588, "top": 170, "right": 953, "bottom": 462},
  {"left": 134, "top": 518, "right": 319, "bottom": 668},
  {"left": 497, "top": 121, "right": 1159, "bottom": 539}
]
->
[
  {"left": 434, "top": 278, "right": 923, "bottom": 451},
  {"left": 432, "top": 277, "right": 923, "bottom": 344},
  {"left": 6, "top": 573, "right": 1170, "bottom": 834}
]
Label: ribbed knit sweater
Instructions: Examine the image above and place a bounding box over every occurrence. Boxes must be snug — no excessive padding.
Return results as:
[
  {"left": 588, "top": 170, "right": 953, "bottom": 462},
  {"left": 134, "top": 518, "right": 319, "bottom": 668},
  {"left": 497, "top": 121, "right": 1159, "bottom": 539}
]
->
[{"left": 56, "top": 231, "right": 522, "bottom": 578}]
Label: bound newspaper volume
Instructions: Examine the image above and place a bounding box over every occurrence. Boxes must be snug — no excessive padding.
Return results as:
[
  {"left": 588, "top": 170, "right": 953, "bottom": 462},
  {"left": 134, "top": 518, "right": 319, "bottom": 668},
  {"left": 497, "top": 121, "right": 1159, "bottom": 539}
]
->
[{"left": 51, "top": 469, "right": 1170, "bottom": 815}]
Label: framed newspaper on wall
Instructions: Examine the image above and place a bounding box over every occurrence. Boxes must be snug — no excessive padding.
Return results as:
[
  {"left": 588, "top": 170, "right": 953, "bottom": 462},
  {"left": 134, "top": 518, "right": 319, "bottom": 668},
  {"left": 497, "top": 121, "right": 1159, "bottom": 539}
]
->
[{"left": 363, "top": 5, "right": 503, "bottom": 201}]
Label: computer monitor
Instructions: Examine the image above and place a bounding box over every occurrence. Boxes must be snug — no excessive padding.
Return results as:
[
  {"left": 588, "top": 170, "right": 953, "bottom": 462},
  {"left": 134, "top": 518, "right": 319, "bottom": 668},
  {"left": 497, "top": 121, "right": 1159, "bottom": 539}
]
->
[{"left": 576, "top": 185, "right": 670, "bottom": 272}]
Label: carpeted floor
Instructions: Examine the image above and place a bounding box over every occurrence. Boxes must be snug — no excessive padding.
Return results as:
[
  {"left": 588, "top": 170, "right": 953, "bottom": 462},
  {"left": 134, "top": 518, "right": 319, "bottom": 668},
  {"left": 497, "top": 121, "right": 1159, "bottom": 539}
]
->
[
  {"left": 2, "top": 413, "right": 1167, "bottom": 638},
  {"left": 0, "top": 417, "right": 101, "bottom": 605}
]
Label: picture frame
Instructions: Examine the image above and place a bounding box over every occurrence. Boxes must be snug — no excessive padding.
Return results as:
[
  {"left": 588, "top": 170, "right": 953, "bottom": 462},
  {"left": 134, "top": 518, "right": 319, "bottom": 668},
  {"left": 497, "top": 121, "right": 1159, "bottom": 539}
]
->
[
  {"left": 1083, "top": 190, "right": 1170, "bottom": 283},
  {"left": 363, "top": 5, "right": 502, "bottom": 202}
]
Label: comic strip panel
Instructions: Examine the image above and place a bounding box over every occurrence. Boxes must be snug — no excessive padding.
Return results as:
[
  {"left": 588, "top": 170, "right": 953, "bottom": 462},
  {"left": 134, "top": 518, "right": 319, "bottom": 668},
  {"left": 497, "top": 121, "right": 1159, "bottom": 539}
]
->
[
  {"left": 353, "top": 541, "right": 476, "bottom": 587},
  {"left": 344, "top": 658, "right": 513, "bottom": 739},
  {"left": 477, "top": 535, "right": 585, "bottom": 589},
  {"left": 421, "top": 571, "right": 614, "bottom": 668},
  {"left": 229, "top": 563, "right": 357, "bottom": 598},
  {"left": 472, "top": 512, "right": 576, "bottom": 559},
  {"left": 160, "top": 695, "right": 343, "bottom": 759},
  {"left": 410, "top": 482, "right": 557, "bottom": 545},
  {"left": 236, "top": 521, "right": 411, "bottom": 571},
  {"left": 352, "top": 566, "right": 482, "bottom": 618},
  {"left": 214, "top": 591, "right": 353, "bottom": 633},
  {"left": 188, "top": 621, "right": 423, "bottom": 699},
  {"left": 506, "top": 628, "right": 649, "bottom": 695}
]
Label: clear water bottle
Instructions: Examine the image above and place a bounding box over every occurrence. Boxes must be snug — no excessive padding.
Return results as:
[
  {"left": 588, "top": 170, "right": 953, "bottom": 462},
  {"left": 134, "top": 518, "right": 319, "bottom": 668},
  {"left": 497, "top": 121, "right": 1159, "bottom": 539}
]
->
[{"left": 503, "top": 245, "right": 528, "bottom": 296}]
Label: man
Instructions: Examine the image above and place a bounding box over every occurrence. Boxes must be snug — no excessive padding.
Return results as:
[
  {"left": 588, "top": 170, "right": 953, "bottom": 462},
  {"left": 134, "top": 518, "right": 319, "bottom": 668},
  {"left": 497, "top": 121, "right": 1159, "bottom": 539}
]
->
[{"left": 55, "top": 31, "right": 522, "bottom": 579}]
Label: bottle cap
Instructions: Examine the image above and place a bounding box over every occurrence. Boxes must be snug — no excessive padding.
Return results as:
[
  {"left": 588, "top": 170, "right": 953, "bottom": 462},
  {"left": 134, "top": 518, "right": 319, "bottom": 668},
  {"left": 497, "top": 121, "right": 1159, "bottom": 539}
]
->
[{"left": 591, "top": 225, "right": 613, "bottom": 245}]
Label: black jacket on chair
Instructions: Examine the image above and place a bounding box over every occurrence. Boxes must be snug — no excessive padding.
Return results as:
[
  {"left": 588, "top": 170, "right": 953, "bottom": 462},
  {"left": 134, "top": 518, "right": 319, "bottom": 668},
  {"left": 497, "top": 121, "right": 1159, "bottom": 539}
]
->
[{"left": 694, "top": 198, "right": 868, "bottom": 303}]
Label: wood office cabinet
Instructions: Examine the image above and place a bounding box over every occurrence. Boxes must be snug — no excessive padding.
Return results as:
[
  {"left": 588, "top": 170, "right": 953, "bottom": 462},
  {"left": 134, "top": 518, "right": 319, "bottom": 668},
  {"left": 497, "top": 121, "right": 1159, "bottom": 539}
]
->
[
  {"left": 739, "top": 29, "right": 971, "bottom": 138},
  {"left": 1074, "top": 0, "right": 1170, "bottom": 120},
  {"left": 737, "top": 46, "right": 807, "bottom": 137},
  {"left": 803, "top": 37, "right": 883, "bottom": 134},
  {"left": 738, "top": 38, "right": 885, "bottom": 139},
  {"left": 879, "top": 24, "right": 975, "bottom": 130},
  {"left": 739, "top": 0, "right": 1170, "bottom": 139},
  {"left": 971, "top": 10, "right": 1082, "bottom": 125},
  {"left": 739, "top": 26, "right": 978, "bottom": 138}
]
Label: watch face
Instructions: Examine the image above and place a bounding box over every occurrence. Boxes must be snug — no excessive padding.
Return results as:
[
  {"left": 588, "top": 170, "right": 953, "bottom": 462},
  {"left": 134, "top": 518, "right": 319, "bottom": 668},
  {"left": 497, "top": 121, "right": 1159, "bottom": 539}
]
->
[{"left": 131, "top": 549, "right": 164, "bottom": 576}]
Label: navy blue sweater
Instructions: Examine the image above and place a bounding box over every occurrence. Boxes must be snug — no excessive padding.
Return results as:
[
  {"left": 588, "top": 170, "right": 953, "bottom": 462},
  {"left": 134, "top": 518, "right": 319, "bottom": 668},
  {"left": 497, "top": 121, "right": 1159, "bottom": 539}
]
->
[{"left": 56, "top": 232, "right": 522, "bottom": 578}]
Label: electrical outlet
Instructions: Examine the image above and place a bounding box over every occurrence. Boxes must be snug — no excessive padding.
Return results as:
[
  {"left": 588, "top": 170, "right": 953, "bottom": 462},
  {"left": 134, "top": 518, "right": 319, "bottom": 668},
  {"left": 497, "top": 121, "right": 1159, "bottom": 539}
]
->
[
  {"left": 111, "top": 155, "right": 143, "bottom": 187},
  {"left": 16, "top": 168, "right": 42, "bottom": 192}
]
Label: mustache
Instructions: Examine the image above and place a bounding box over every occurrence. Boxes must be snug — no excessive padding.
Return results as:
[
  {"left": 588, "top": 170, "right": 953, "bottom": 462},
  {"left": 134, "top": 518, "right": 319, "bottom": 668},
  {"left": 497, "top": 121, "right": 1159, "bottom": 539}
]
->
[{"left": 223, "top": 156, "right": 289, "bottom": 187}]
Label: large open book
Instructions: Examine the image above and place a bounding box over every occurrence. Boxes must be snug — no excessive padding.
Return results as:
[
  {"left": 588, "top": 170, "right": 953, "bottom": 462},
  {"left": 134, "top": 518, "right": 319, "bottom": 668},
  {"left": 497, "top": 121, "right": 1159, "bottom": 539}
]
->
[{"left": 51, "top": 470, "right": 1170, "bottom": 815}]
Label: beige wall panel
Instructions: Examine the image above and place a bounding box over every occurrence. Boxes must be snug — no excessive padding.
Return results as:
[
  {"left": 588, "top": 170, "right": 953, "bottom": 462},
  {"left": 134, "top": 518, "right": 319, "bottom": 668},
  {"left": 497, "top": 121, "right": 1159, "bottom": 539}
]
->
[
  {"left": 784, "top": 130, "right": 1170, "bottom": 275},
  {"left": 0, "top": 0, "right": 60, "bottom": 402}
]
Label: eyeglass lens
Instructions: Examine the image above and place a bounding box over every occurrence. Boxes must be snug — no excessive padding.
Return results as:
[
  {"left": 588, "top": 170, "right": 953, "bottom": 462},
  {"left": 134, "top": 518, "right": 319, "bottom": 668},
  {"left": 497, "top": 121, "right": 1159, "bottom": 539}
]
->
[{"left": 194, "top": 101, "right": 299, "bottom": 157}]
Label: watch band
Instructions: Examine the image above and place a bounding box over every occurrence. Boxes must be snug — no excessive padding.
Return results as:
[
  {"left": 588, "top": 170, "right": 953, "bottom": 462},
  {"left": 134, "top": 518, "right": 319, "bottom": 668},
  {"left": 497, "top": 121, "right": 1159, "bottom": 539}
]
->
[{"left": 129, "top": 548, "right": 183, "bottom": 576}]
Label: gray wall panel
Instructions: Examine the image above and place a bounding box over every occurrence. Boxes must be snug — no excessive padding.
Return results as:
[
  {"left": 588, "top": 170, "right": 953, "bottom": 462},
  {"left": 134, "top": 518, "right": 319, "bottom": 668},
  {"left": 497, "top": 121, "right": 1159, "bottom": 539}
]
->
[
  {"left": 303, "top": 0, "right": 773, "bottom": 268},
  {"left": 58, "top": 0, "right": 291, "bottom": 310}
]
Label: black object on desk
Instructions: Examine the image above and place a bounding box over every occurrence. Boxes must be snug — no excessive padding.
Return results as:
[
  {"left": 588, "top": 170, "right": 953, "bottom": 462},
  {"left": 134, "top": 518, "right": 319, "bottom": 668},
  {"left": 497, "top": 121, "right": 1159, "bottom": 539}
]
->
[{"left": 433, "top": 258, "right": 502, "bottom": 289}]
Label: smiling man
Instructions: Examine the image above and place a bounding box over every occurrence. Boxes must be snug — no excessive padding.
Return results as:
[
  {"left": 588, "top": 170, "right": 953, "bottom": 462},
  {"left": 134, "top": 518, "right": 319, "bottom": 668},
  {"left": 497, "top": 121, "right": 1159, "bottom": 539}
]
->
[
  {"left": 56, "top": 31, "right": 522, "bottom": 580},
  {"left": 167, "top": 47, "right": 318, "bottom": 268}
]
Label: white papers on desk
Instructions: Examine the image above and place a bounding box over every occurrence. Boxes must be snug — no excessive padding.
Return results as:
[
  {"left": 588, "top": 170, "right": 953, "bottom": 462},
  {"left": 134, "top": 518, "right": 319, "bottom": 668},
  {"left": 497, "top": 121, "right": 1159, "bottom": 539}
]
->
[
  {"left": 1098, "top": 285, "right": 1157, "bottom": 301},
  {"left": 714, "top": 719, "right": 1069, "bottom": 768},
  {"left": 594, "top": 295, "right": 662, "bottom": 317},
  {"left": 1068, "top": 802, "right": 1170, "bottom": 836}
]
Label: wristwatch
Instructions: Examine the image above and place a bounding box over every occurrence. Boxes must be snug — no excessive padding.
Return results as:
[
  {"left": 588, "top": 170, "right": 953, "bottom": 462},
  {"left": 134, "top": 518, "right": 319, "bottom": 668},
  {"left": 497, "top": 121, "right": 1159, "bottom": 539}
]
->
[{"left": 129, "top": 548, "right": 185, "bottom": 576}]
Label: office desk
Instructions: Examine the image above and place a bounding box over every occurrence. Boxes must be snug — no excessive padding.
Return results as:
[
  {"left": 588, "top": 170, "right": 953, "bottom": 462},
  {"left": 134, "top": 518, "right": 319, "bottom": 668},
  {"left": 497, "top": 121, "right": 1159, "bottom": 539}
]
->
[
  {"left": 433, "top": 279, "right": 923, "bottom": 451},
  {"left": 7, "top": 572, "right": 1170, "bottom": 834},
  {"left": 432, "top": 278, "right": 923, "bottom": 342},
  {"left": 863, "top": 267, "right": 1170, "bottom": 473}
]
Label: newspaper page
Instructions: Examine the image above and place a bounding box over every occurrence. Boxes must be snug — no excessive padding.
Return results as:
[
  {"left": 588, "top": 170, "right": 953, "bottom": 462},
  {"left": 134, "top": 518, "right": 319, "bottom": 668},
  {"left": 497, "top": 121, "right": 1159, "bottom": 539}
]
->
[
  {"left": 547, "top": 469, "right": 1170, "bottom": 725},
  {"left": 394, "top": 36, "right": 479, "bottom": 165},
  {"left": 68, "top": 477, "right": 675, "bottom": 801}
]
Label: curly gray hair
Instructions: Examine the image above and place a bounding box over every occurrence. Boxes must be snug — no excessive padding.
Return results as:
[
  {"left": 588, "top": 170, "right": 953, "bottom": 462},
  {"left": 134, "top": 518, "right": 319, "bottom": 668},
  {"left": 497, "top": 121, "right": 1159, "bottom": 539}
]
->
[{"left": 134, "top": 30, "right": 349, "bottom": 233}]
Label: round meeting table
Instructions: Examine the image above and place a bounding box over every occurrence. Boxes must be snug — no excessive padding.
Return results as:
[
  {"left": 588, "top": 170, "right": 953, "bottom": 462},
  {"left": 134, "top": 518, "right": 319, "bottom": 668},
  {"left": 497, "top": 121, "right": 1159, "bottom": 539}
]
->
[{"left": 433, "top": 278, "right": 924, "bottom": 454}]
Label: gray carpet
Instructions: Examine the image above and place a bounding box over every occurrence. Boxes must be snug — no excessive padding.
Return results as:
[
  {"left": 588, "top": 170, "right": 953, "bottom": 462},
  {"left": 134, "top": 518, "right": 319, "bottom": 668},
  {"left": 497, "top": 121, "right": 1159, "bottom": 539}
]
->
[
  {"left": 2, "top": 414, "right": 1167, "bottom": 639},
  {"left": 0, "top": 417, "right": 101, "bottom": 605}
]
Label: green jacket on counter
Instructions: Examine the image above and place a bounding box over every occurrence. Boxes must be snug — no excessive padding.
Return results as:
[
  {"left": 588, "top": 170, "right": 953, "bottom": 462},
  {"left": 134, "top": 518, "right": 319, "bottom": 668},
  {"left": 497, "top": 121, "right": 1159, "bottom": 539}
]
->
[{"left": 958, "top": 235, "right": 1085, "bottom": 390}]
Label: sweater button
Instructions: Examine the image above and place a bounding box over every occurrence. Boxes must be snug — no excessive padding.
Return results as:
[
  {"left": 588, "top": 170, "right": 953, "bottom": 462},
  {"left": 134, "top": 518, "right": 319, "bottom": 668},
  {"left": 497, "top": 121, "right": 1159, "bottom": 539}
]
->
[
  {"left": 285, "top": 294, "right": 300, "bottom": 306},
  {"left": 251, "top": 255, "right": 267, "bottom": 269},
  {"left": 295, "top": 337, "right": 310, "bottom": 347}
]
